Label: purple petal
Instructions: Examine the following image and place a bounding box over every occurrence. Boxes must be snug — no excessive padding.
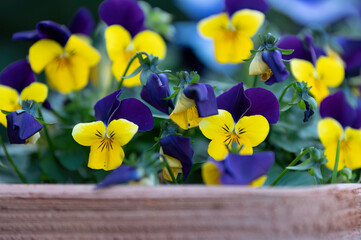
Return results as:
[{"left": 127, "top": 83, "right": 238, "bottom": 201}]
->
[
  {"left": 352, "top": 99, "right": 361, "bottom": 129},
  {"left": 6, "top": 112, "right": 43, "bottom": 144},
  {"left": 37, "top": 21, "right": 71, "bottom": 46},
  {"left": 94, "top": 90, "right": 122, "bottom": 125},
  {"left": 99, "top": 0, "right": 145, "bottom": 37},
  {"left": 220, "top": 152, "right": 274, "bottom": 185},
  {"left": 216, "top": 82, "right": 251, "bottom": 122},
  {"left": 111, "top": 98, "right": 154, "bottom": 132},
  {"left": 262, "top": 50, "right": 289, "bottom": 85},
  {"left": 225, "top": 0, "right": 269, "bottom": 16},
  {"left": 140, "top": 73, "right": 174, "bottom": 114},
  {"left": 337, "top": 37, "right": 361, "bottom": 77},
  {"left": 96, "top": 165, "right": 142, "bottom": 188},
  {"left": 0, "top": 60, "right": 36, "bottom": 93},
  {"left": 319, "top": 91, "right": 356, "bottom": 128},
  {"left": 159, "top": 135, "right": 194, "bottom": 180},
  {"left": 184, "top": 83, "right": 218, "bottom": 117},
  {"left": 69, "top": 7, "right": 95, "bottom": 36},
  {"left": 12, "top": 30, "right": 40, "bottom": 42},
  {"left": 244, "top": 87, "right": 280, "bottom": 124}
]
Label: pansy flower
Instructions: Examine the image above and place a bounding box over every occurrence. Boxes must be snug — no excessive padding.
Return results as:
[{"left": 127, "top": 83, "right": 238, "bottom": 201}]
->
[
  {"left": 140, "top": 73, "right": 174, "bottom": 114},
  {"left": 96, "top": 164, "right": 143, "bottom": 188},
  {"left": 202, "top": 151, "right": 274, "bottom": 186},
  {"left": 99, "top": 0, "right": 166, "bottom": 87},
  {"left": 170, "top": 83, "right": 218, "bottom": 130},
  {"left": 336, "top": 37, "right": 361, "bottom": 78},
  {"left": 0, "top": 60, "right": 48, "bottom": 127},
  {"left": 72, "top": 90, "right": 154, "bottom": 170},
  {"left": 159, "top": 135, "right": 194, "bottom": 182},
  {"left": 290, "top": 56, "right": 344, "bottom": 104},
  {"left": 24, "top": 20, "right": 100, "bottom": 94},
  {"left": 198, "top": 9, "right": 264, "bottom": 64},
  {"left": 318, "top": 91, "right": 361, "bottom": 170},
  {"left": 199, "top": 82, "right": 279, "bottom": 160}
]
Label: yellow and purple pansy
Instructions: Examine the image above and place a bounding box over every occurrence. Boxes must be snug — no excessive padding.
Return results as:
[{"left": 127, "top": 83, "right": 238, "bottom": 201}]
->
[
  {"left": 318, "top": 91, "right": 361, "bottom": 170},
  {"left": 199, "top": 82, "right": 279, "bottom": 160},
  {"left": 159, "top": 135, "right": 194, "bottom": 182},
  {"left": 96, "top": 164, "right": 143, "bottom": 188},
  {"left": 170, "top": 83, "right": 218, "bottom": 130},
  {"left": 140, "top": 73, "right": 174, "bottom": 114},
  {"left": 72, "top": 89, "right": 154, "bottom": 170},
  {"left": 99, "top": 0, "right": 166, "bottom": 87},
  {"left": 202, "top": 151, "right": 274, "bottom": 186}
]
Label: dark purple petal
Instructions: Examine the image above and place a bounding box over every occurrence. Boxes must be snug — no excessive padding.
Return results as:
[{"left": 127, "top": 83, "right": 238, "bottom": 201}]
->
[
  {"left": 262, "top": 50, "right": 289, "bottom": 85},
  {"left": 352, "top": 99, "right": 361, "bottom": 129},
  {"left": 244, "top": 87, "right": 279, "bottom": 124},
  {"left": 69, "top": 7, "right": 95, "bottom": 36},
  {"left": 216, "top": 82, "right": 251, "bottom": 122},
  {"left": 42, "top": 100, "right": 52, "bottom": 110},
  {"left": 184, "top": 83, "right": 218, "bottom": 117},
  {"left": 159, "top": 135, "right": 194, "bottom": 180},
  {"left": 6, "top": 112, "right": 43, "bottom": 144},
  {"left": 96, "top": 165, "right": 142, "bottom": 188},
  {"left": 277, "top": 35, "right": 314, "bottom": 63},
  {"left": 94, "top": 90, "right": 122, "bottom": 124},
  {"left": 37, "top": 21, "right": 71, "bottom": 46},
  {"left": 12, "top": 30, "right": 40, "bottom": 42},
  {"left": 111, "top": 98, "right": 154, "bottom": 132},
  {"left": 225, "top": 0, "right": 269, "bottom": 16},
  {"left": 337, "top": 37, "right": 361, "bottom": 77},
  {"left": 0, "top": 60, "right": 36, "bottom": 93},
  {"left": 99, "top": 0, "right": 145, "bottom": 37},
  {"left": 220, "top": 152, "right": 274, "bottom": 185},
  {"left": 319, "top": 91, "right": 356, "bottom": 128},
  {"left": 140, "top": 73, "right": 174, "bottom": 114}
]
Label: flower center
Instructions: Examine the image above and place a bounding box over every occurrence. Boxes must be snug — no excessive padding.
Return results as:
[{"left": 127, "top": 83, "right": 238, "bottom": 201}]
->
[
  {"left": 260, "top": 69, "right": 273, "bottom": 81},
  {"left": 95, "top": 130, "right": 116, "bottom": 152}
]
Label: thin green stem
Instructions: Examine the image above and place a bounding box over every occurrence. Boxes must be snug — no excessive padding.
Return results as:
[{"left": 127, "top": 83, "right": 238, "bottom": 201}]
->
[
  {"left": 160, "top": 155, "right": 178, "bottom": 184},
  {"left": 331, "top": 140, "right": 341, "bottom": 184},
  {"left": 270, "top": 148, "right": 312, "bottom": 186},
  {"left": 38, "top": 109, "right": 58, "bottom": 162},
  {"left": 51, "top": 108, "right": 67, "bottom": 123},
  {"left": 252, "top": 75, "right": 258, "bottom": 88},
  {"left": 0, "top": 135, "right": 27, "bottom": 183},
  {"left": 117, "top": 55, "right": 138, "bottom": 90},
  {"left": 278, "top": 82, "right": 295, "bottom": 103}
]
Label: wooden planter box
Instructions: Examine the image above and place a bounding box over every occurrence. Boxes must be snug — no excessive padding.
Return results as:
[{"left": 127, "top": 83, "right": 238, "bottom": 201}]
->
[{"left": 0, "top": 184, "right": 360, "bottom": 239}]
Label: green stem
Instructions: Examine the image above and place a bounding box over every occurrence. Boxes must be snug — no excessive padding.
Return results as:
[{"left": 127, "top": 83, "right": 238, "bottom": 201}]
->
[
  {"left": 270, "top": 148, "right": 312, "bottom": 186},
  {"left": 117, "top": 55, "right": 138, "bottom": 90},
  {"left": 252, "top": 75, "right": 258, "bottom": 88},
  {"left": 0, "top": 135, "right": 27, "bottom": 183},
  {"left": 331, "top": 140, "right": 341, "bottom": 184},
  {"left": 51, "top": 108, "right": 67, "bottom": 123},
  {"left": 278, "top": 82, "right": 295, "bottom": 103},
  {"left": 160, "top": 155, "right": 178, "bottom": 184},
  {"left": 38, "top": 109, "right": 58, "bottom": 162}
]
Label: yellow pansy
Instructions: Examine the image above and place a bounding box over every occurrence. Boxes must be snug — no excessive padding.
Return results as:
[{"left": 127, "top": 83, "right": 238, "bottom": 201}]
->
[{"left": 198, "top": 9, "right": 264, "bottom": 64}]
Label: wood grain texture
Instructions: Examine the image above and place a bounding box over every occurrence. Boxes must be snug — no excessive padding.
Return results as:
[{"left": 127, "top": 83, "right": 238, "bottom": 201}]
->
[{"left": 0, "top": 184, "right": 360, "bottom": 240}]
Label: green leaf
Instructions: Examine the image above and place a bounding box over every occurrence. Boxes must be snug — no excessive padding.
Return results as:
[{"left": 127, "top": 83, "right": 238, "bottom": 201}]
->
[
  {"left": 190, "top": 73, "right": 200, "bottom": 84},
  {"left": 278, "top": 48, "right": 295, "bottom": 55},
  {"left": 121, "top": 65, "right": 143, "bottom": 79},
  {"left": 58, "top": 150, "right": 87, "bottom": 171},
  {"left": 39, "top": 152, "right": 68, "bottom": 183},
  {"left": 163, "top": 89, "right": 179, "bottom": 100},
  {"left": 287, "top": 158, "right": 314, "bottom": 171},
  {"left": 1, "top": 110, "right": 12, "bottom": 115}
]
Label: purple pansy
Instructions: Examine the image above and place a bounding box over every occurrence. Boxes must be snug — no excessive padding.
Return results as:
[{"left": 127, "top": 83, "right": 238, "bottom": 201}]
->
[
  {"left": 320, "top": 90, "right": 361, "bottom": 129},
  {"left": 211, "top": 152, "right": 274, "bottom": 185},
  {"left": 261, "top": 50, "right": 289, "bottom": 85},
  {"left": 225, "top": 0, "right": 269, "bottom": 16},
  {"left": 94, "top": 90, "right": 154, "bottom": 131},
  {"left": 0, "top": 60, "right": 36, "bottom": 93},
  {"left": 183, "top": 83, "right": 218, "bottom": 117},
  {"left": 96, "top": 165, "right": 143, "bottom": 188},
  {"left": 140, "top": 73, "right": 174, "bottom": 114},
  {"left": 6, "top": 112, "right": 43, "bottom": 144},
  {"left": 159, "top": 135, "right": 194, "bottom": 181},
  {"left": 336, "top": 37, "right": 361, "bottom": 78},
  {"left": 217, "top": 82, "right": 280, "bottom": 124},
  {"left": 99, "top": 0, "right": 145, "bottom": 37},
  {"left": 69, "top": 7, "right": 95, "bottom": 36}
]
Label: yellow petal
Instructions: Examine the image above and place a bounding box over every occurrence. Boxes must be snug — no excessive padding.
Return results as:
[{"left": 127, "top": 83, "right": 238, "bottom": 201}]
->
[
  {"left": 343, "top": 128, "right": 361, "bottom": 169},
  {"left": 105, "top": 25, "right": 132, "bottom": 61},
  {"left": 65, "top": 35, "right": 100, "bottom": 67},
  {"left": 235, "top": 115, "right": 269, "bottom": 146},
  {"left": 88, "top": 139, "right": 124, "bottom": 171},
  {"left": 317, "top": 118, "right": 343, "bottom": 147},
  {"left": 309, "top": 79, "right": 330, "bottom": 105},
  {"left": 72, "top": 121, "right": 106, "bottom": 146},
  {"left": 324, "top": 141, "right": 345, "bottom": 171},
  {"left": 231, "top": 9, "right": 265, "bottom": 37},
  {"left": 290, "top": 58, "right": 316, "bottom": 83},
  {"left": 0, "top": 85, "right": 20, "bottom": 127},
  {"left": 107, "top": 118, "right": 138, "bottom": 146},
  {"left": 202, "top": 162, "right": 221, "bottom": 185},
  {"left": 213, "top": 33, "right": 254, "bottom": 63},
  {"left": 29, "top": 39, "right": 63, "bottom": 73},
  {"left": 199, "top": 109, "right": 235, "bottom": 140},
  {"left": 45, "top": 55, "right": 90, "bottom": 93},
  {"left": 133, "top": 30, "right": 166, "bottom": 59},
  {"left": 198, "top": 13, "right": 229, "bottom": 38},
  {"left": 249, "top": 175, "right": 267, "bottom": 187},
  {"left": 161, "top": 151, "right": 183, "bottom": 182},
  {"left": 249, "top": 52, "right": 269, "bottom": 75},
  {"left": 316, "top": 56, "right": 344, "bottom": 88},
  {"left": 20, "top": 82, "right": 48, "bottom": 103},
  {"left": 208, "top": 138, "right": 229, "bottom": 160},
  {"left": 112, "top": 57, "right": 141, "bottom": 87}
]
